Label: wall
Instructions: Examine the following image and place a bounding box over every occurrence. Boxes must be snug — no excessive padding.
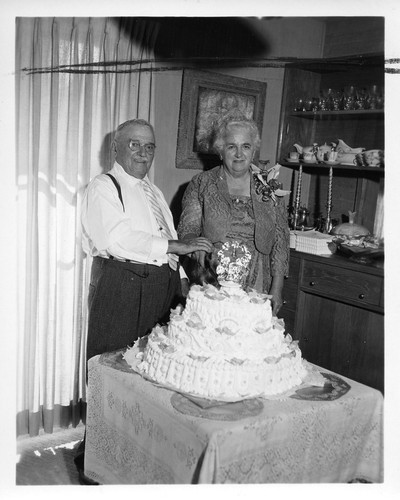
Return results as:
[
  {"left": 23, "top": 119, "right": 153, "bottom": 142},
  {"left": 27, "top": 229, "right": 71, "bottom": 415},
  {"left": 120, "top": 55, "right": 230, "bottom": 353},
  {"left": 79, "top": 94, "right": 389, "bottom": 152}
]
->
[
  {"left": 323, "top": 17, "right": 384, "bottom": 57},
  {"left": 153, "top": 67, "right": 287, "bottom": 211},
  {"left": 152, "top": 17, "right": 326, "bottom": 210}
]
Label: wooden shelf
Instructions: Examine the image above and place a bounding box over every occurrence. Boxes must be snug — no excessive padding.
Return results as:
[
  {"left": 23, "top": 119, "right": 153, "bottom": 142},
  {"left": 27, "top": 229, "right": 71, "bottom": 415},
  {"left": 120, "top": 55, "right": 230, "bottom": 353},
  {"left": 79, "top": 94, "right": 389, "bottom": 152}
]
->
[
  {"left": 290, "top": 110, "right": 384, "bottom": 118},
  {"left": 280, "top": 160, "right": 385, "bottom": 174}
]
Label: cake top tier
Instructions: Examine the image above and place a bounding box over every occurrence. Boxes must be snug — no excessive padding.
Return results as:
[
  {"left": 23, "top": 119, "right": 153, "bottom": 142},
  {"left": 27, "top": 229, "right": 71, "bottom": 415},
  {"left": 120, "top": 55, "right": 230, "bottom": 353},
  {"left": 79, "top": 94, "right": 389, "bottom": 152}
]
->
[
  {"left": 188, "top": 283, "right": 270, "bottom": 305},
  {"left": 216, "top": 241, "right": 251, "bottom": 286}
]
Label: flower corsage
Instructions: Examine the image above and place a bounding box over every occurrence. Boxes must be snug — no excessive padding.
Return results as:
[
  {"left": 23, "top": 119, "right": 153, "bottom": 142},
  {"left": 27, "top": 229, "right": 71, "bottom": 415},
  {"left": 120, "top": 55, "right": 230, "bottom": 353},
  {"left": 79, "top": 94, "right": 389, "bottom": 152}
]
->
[{"left": 252, "top": 162, "right": 291, "bottom": 205}]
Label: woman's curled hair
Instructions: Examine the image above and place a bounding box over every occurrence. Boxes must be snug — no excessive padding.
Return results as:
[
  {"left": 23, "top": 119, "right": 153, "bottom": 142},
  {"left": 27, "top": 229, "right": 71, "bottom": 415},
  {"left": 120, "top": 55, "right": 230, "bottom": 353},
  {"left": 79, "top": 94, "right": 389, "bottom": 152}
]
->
[{"left": 212, "top": 110, "right": 261, "bottom": 154}]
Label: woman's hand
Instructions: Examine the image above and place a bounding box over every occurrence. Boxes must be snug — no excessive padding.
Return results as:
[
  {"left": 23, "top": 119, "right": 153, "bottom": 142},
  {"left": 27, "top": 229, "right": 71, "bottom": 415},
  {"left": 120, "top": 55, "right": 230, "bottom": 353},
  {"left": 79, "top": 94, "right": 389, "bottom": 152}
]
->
[
  {"left": 269, "top": 275, "right": 285, "bottom": 316},
  {"left": 270, "top": 290, "right": 284, "bottom": 316},
  {"left": 190, "top": 249, "right": 207, "bottom": 268}
]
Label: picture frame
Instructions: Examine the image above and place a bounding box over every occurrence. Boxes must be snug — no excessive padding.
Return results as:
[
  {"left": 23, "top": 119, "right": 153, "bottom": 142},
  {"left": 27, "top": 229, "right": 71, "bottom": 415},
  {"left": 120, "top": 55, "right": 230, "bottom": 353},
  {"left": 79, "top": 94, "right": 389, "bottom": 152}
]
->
[{"left": 176, "top": 69, "right": 267, "bottom": 170}]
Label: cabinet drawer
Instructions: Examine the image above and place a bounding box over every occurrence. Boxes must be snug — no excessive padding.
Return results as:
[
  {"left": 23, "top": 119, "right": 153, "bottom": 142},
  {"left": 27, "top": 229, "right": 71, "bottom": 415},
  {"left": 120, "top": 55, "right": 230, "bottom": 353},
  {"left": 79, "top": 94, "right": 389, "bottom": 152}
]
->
[{"left": 300, "top": 261, "right": 382, "bottom": 307}]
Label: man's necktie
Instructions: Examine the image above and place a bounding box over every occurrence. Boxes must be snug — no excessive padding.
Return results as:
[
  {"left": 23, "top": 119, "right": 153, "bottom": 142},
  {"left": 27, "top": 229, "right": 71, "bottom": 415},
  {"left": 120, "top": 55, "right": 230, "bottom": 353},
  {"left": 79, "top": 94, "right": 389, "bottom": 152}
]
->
[{"left": 141, "top": 180, "right": 179, "bottom": 271}]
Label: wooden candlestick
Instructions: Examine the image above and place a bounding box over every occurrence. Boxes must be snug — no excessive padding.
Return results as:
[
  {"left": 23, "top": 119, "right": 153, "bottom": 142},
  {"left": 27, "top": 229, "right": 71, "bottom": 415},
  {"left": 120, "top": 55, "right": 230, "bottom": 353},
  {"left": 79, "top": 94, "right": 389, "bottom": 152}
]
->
[
  {"left": 324, "top": 166, "right": 333, "bottom": 233},
  {"left": 295, "top": 165, "right": 303, "bottom": 207},
  {"left": 292, "top": 165, "right": 303, "bottom": 229}
]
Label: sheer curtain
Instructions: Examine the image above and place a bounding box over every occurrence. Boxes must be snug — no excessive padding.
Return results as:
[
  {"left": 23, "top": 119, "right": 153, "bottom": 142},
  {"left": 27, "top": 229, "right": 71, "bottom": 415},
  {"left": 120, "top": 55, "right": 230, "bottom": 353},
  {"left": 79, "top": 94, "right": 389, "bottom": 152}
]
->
[{"left": 16, "top": 17, "right": 158, "bottom": 437}]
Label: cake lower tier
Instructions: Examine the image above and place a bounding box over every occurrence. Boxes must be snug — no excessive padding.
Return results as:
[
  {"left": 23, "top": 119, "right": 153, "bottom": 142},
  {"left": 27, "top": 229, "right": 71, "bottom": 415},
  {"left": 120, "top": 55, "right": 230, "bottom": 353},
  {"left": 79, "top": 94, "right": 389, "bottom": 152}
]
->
[{"left": 137, "top": 342, "right": 308, "bottom": 400}]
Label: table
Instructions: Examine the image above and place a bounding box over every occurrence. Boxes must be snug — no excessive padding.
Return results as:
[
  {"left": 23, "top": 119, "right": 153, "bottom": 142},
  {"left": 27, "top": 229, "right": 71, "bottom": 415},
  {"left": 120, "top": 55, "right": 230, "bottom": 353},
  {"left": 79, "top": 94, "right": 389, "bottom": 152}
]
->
[{"left": 84, "top": 350, "right": 383, "bottom": 484}]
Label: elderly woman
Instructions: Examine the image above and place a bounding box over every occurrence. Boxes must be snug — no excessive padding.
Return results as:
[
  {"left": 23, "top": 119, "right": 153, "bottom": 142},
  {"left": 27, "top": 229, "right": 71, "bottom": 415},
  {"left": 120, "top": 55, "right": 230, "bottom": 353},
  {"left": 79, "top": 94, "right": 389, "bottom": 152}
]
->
[{"left": 177, "top": 111, "right": 290, "bottom": 315}]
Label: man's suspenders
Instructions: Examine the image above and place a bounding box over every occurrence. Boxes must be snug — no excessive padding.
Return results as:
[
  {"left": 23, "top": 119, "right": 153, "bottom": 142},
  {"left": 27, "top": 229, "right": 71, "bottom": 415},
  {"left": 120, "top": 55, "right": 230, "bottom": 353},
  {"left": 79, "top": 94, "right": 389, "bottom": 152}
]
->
[{"left": 106, "top": 173, "right": 125, "bottom": 212}]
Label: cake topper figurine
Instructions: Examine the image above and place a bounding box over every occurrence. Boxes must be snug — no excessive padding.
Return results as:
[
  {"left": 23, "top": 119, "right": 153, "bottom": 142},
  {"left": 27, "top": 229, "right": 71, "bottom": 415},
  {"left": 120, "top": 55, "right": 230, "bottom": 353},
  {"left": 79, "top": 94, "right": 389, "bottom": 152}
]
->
[{"left": 216, "top": 240, "right": 252, "bottom": 287}]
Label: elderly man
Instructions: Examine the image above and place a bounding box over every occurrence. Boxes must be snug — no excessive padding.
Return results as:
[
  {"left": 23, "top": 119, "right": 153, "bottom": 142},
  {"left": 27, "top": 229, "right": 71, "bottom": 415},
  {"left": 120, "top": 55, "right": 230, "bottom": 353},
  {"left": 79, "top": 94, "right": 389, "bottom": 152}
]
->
[
  {"left": 81, "top": 118, "right": 213, "bottom": 362},
  {"left": 76, "top": 119, "right": 212, "bottom": 484}
]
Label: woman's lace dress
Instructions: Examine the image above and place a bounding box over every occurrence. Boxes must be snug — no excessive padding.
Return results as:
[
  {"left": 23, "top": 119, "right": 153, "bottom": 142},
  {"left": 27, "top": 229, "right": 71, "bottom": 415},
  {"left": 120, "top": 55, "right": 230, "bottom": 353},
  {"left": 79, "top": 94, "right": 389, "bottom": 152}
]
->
[{"left": 224, "top": 195, "right": 264, "bottom": 292}]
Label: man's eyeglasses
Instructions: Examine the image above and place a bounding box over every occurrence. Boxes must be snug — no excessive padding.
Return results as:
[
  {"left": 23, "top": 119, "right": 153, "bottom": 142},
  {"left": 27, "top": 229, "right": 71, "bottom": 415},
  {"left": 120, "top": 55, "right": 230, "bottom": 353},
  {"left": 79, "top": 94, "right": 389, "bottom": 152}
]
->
[{"left": 128, "top": 140, "right": 156, "bottom": 155}]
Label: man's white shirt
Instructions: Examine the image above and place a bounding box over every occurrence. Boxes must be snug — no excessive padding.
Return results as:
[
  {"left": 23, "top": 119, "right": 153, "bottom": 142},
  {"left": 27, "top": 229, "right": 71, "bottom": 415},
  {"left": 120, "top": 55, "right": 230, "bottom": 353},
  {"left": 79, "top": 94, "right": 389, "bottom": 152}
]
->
[{"left": 82, "top": 162, "right": 186, "bottom": 277}]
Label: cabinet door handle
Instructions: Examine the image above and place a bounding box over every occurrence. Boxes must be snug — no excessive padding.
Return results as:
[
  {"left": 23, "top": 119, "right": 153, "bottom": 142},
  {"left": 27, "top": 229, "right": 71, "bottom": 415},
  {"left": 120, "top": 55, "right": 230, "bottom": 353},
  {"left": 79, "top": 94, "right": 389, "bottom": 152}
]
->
[
  {"left": 309, "top": 281, "right": 316, "bottom": 286},
  {"left": 359, "top": 293, "right": 365, "bottom": 299},
  {"left": 303, "top": 337, "right": 309, "bottom": 342}
]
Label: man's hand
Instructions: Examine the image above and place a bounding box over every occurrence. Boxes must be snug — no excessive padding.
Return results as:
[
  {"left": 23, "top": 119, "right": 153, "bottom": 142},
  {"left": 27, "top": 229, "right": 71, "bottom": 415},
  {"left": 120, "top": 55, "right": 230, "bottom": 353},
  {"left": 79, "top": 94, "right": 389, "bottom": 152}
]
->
[{"left": 168, "top": 238, "right": 213, "bottom": 257}]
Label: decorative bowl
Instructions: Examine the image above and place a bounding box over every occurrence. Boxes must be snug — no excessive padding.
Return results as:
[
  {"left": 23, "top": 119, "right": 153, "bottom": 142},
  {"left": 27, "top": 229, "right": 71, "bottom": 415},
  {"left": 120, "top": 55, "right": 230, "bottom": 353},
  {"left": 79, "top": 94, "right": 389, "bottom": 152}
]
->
[
  {"left": 363, "top": 149, "right": 384, "bottom": 167},
  {"left": 336, "top": 152, "right": 357, "bottom": 165},
  {"left": 330, "top": 211, "right": 370, "bottom": 238},
  {"left": 331, "top": 222, "right": 370, "bottom": 237},
  {"left": 354, "top": 150, "right": 384, "bottom": 167}
]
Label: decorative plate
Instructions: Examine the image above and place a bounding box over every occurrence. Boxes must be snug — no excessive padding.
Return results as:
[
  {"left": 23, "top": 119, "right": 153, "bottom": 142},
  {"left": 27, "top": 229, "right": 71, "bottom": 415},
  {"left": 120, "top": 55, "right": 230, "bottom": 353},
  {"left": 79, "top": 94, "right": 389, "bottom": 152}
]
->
[
  {"left": 289, "top": 372, "right": 351, "bottom": 401},
  {"left": 323, "top": 160, "right": 341, "bottom": 166},
  {"left": 170, "top": 392, "right": 264, "bottom": 421}
]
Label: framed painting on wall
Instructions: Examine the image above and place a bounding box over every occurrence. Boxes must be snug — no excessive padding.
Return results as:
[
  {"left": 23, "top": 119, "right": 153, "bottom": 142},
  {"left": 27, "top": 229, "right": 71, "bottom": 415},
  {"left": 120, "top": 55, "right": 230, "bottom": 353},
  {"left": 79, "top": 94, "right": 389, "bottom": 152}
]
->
[{"left": 176, "top": 69, "right": 267, "bottom": 170}]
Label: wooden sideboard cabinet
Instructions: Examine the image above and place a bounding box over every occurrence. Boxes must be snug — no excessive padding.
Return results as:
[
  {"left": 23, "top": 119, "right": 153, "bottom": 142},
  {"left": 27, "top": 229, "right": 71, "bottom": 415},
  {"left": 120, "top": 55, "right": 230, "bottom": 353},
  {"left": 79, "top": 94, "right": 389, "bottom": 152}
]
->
[{"left": 280, "top": 249, "right": 384, "bottom": 393}]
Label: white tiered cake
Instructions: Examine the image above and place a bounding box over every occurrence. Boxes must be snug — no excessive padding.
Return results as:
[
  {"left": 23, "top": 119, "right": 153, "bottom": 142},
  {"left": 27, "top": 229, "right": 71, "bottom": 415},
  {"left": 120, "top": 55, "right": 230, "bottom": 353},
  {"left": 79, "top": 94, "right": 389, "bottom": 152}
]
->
[{"left": 123, "top": 241, "right": 315, "bottom": 400}]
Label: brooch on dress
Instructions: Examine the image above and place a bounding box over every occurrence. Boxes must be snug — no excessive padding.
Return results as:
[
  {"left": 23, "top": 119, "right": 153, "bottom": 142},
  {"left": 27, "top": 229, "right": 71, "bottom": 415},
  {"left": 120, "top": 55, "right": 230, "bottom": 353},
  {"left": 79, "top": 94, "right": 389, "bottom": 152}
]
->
[{"left": 252, "top": 162, "right": 291, "bottom": 205}]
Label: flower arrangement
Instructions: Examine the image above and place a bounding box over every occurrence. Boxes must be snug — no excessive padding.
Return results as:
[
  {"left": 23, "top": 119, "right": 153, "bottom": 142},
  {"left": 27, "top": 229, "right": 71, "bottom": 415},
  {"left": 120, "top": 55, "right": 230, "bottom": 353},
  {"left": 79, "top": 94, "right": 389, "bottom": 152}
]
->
[
  {"left": 252, "top": 162, "right": 291, "bottom": 205},
  {"left": 216, "top": 241, "right": 252, "bottom": 286}
]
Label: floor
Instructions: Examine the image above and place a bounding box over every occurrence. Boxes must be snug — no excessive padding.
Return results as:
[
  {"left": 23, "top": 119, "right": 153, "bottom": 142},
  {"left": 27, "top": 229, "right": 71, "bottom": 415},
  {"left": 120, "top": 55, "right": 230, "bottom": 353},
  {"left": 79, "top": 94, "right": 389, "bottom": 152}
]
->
[{"left": 16, "top": 424, "right": 85, "bottom": 485}]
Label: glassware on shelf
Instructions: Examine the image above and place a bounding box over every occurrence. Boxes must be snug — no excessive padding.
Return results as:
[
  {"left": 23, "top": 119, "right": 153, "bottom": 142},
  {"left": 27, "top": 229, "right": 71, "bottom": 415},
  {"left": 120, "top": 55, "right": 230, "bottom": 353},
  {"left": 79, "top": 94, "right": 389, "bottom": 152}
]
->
[
  {"left": 376, "top": 93, "right": 384, "bottom": 109},
  {"left": 311, "top": 97, "right": 319, "bottom": 112},
  {"left": 303, "top": 97, "right": 313, "bottom": 112},
  {"left": 355, "top": 87, "right": 368, "bottom": 110},
  {"left": 367, "top": 84, "right": 384, "bottom": 109},
  {"left": 343, "top": 86, "right": 357, "bottom": 110},
  {"left": 367, "top": 85, "right": 379, "bottom": 110},
  {"left": 294, "top": 97, "right": 304, "bottom": 112},
  {"left": 318, "top": 95, "right": 328, "bottom": 111},
  {"left": 294, "top": 84, "right": 383, "bottom": 113},
  {"left": 319, "top": 88, "right": 342, "bottom": 111},
  {"left": 319, "top": 88, "right": 333, "bottom": 111},
  {"left": 331, "top": 90, "right": 343, "bottom": 111}
]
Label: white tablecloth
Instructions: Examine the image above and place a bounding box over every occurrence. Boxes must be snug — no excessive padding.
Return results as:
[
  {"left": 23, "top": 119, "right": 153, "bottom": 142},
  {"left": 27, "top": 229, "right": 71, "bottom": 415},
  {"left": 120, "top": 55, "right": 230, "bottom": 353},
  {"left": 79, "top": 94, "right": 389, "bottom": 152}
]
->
[{"left": 84, "top": 350, "right": 383, "bottom": 484}]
